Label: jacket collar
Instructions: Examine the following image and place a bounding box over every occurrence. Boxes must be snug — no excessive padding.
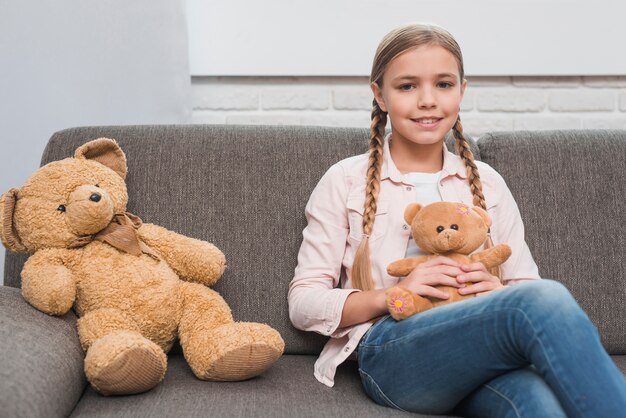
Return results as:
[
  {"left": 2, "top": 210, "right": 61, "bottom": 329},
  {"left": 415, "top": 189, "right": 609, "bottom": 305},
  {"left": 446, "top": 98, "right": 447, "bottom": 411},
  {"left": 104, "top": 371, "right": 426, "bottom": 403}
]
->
[{"left": 381, "top": 132, "right": 469, "bottom": 183}]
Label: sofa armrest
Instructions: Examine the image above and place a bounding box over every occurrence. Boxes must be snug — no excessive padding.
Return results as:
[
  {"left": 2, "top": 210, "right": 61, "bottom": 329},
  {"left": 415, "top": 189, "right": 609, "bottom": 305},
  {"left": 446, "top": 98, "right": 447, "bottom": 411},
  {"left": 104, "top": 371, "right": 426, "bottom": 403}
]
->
[{"left": 0, "top": 286, "right": 86, "bottom": 418}]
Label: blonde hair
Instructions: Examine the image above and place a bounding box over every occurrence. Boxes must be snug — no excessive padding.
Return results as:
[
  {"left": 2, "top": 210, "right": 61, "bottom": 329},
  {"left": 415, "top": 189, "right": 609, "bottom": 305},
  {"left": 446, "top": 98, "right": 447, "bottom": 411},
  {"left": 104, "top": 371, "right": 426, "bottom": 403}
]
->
[{"left": 351, "top": 23, "right": 500, "bottom": 291}]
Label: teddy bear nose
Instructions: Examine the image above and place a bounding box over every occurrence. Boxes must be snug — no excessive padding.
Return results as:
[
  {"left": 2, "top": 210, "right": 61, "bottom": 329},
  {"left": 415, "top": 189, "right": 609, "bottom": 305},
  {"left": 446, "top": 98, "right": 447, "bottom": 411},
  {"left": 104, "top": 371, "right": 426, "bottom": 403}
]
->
[{"left": 89, "top": 193, "right": 102, "bottom": 202}]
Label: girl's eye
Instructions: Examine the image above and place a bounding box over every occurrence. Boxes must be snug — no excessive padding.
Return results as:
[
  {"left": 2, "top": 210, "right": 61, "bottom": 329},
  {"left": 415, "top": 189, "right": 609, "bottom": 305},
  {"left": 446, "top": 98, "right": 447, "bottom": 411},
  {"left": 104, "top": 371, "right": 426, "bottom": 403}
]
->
[
  {"left": 399, "top": 84, "right": 414, "bottom": 91},
  {"left": 57, "top": 204, "right": 66, "bottom": 213},
  {"left": 438, "top": 82, "right": 453, "bottom": 89}
]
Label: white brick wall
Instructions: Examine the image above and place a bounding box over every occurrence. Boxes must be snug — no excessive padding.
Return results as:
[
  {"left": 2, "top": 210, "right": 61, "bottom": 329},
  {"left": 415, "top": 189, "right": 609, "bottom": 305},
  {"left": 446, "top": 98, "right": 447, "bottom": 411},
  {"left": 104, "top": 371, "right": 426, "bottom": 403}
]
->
[{"left": 192, "top": 76, "right": 626, "bottom": 137}]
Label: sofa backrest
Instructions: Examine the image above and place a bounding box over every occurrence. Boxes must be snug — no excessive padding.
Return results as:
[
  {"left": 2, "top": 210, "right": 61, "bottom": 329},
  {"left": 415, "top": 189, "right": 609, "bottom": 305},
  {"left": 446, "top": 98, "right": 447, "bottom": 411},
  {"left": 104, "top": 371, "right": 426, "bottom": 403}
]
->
[
  {"left": 2, "top": 125, "right": 476, "bottom": 355},
  {"left": 6, "top": 126, "right": 623, "bottom": 355},
  {"left": 479, "top": 130, "right": 625, "bottom": 354}
]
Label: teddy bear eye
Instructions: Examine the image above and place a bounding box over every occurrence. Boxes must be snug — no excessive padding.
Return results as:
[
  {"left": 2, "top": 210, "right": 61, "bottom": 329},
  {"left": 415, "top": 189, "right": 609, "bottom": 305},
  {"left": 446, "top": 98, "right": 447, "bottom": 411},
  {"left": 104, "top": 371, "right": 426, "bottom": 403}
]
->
[
  {"left": 451, "top": 224, "right": 459, "bottom": 230},
  {"left": 436, "top": 226, "right": 444, "bottom": 233},
  {"left": 57, "top": 204, "right": 66, "bottom": 213}
]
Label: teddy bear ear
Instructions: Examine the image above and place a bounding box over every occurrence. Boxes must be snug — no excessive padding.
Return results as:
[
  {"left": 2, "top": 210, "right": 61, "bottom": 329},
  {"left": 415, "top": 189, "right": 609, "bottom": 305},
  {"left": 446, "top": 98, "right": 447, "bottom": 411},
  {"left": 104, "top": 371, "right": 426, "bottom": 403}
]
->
[
  {"left": 75, "top": 138, "right": 127, "bottom": 179},
  {"left": 472, "top": 207, "right": 492, "bottom": 228},
  {"left": 403, "top": 203, "right": 423, "bottom": 225},
  {"left": 0, "top": 188, "right": 28, "bottom": 252}
]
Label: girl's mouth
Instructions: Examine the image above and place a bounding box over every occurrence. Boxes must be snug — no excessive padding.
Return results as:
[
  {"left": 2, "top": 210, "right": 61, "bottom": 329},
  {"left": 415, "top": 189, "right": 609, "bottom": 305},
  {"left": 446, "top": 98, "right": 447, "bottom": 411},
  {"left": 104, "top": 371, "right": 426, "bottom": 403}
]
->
[{"left": 411, "top": 117, "right": 443, "bottom": 129}]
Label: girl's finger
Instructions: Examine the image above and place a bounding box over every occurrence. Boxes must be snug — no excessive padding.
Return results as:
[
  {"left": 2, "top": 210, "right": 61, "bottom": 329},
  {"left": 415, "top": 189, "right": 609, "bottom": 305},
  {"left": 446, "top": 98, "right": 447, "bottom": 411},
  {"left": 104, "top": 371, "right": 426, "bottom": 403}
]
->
[
  {"left": 403, "top": 273, "right": 461, "bottom": 289},
  {"left": 415, "top": 285, "right": 450, "bottom": 300},
  {"left": 458, "top": 281, "right": 499, "bottom": 295},
  {"left": 457, "top": 271, "right": 496, "bottom": 283},
  {"left": 430, "top": 265, "right": 464, "bottom": 278},
  {"left": 430, "top": 274, "right": 464, "bottom": 288},
  {"left": 461, "top": 262, "right": 487, "bottom": 272},
  {"left": 420, "top": 256, "right": 461, "bottom": 268}
]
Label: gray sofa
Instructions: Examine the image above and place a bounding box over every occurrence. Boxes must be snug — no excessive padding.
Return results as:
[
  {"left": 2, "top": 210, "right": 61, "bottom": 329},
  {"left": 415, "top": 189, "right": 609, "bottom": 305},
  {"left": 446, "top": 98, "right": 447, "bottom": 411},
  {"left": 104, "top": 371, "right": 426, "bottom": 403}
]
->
[{"left": 1, "top": 125, "right": 624, "bottom": 418}]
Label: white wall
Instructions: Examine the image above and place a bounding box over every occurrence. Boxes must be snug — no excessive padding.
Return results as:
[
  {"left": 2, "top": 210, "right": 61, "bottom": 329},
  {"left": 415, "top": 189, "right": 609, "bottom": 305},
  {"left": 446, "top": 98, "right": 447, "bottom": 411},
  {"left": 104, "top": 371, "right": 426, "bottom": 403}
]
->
[
  {"left": 187, "top": 0, "right": 626, "bottom": 133},
  {"left": 0, "top": 0, "right": 192, "bottom": 284},
  {"left": 187, "top": 0, "right": 626, "bottom": 76}
]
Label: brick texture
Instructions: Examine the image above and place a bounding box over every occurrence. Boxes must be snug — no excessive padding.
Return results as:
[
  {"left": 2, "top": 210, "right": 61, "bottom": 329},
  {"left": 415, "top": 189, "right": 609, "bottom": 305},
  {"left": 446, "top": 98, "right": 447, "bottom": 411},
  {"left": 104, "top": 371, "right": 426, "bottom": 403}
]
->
[{"left": 191, "top": 76, "right": 626, "bottom": 137}]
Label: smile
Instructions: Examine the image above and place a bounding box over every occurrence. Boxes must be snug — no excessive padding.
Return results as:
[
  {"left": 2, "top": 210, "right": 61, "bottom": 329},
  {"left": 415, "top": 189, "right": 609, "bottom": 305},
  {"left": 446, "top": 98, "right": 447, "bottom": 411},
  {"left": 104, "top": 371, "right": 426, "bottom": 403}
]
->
[{"left": 411, "top": 118, "right": 443, "bottom": 128}]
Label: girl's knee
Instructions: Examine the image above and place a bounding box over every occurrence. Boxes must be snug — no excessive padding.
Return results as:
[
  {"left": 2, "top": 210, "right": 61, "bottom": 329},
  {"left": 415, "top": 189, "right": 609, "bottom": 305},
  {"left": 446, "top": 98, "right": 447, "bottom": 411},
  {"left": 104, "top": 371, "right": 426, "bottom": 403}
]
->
[
  {"left": 510, "top": 280, "right": 596, "bottom": 330},
  {"left": 511, "top": 279, "right": 577, "bottom": 310}
]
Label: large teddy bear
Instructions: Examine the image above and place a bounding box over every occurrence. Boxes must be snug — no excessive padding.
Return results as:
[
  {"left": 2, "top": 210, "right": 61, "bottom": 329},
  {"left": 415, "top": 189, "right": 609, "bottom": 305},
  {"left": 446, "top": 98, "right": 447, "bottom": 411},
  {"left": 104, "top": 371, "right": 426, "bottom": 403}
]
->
[
  {"left": 385, "top": 201, "right": 512, "bottom": 320},
  {"left": 0, "top": 138, "right": 284, "bottom": 396}
]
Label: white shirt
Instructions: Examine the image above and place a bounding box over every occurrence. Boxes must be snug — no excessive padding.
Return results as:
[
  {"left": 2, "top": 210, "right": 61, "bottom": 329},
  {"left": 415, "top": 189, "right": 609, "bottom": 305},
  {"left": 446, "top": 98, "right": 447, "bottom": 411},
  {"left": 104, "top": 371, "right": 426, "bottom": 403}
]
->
[{"left": 405, "top": 171, "right": 443, "bottom": 258}]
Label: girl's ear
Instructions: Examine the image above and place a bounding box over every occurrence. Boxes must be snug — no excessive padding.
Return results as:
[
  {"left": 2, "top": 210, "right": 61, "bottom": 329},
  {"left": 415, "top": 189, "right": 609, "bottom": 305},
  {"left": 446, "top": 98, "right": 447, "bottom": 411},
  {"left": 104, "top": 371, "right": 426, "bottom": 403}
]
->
[
  {"left": 0, "top": 188, "right": 27, "bottom": 252},
  {"left": 371, "top": 82, "right": 388, "bottom": 112},
  {"left": 460, "top": 78, "right": 467, "bottom": 101},
  {"left": 404, "top": 203, "right": 423, "bottom": 225},
  {"left": 75, "top": 138, "right": 127, "bottom": 179}
]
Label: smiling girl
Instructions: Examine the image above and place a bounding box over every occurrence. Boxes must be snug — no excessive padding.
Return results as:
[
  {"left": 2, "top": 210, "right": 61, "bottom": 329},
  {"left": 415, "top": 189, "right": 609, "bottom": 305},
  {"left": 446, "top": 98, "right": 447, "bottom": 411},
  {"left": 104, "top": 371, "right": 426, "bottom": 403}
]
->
[{"left": 288, "top": 23, "right": 626, "bottom": 417}]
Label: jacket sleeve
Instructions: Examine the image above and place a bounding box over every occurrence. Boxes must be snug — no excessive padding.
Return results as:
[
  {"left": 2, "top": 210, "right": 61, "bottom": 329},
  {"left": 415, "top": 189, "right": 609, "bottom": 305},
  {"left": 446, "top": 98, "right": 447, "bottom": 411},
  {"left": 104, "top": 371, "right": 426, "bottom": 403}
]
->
[
  {"left": 288, "top": 163, "right": 360, "bottom": 337},
  {"left": 489, "top": 170, "right": 541, "bottom": 282}
]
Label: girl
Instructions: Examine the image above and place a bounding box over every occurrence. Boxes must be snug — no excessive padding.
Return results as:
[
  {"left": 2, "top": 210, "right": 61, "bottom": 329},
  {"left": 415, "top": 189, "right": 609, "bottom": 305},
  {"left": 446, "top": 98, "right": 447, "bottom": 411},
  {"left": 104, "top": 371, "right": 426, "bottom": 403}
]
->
[{"left": 288, "top": 23, "right": 626, "bottom": 417}]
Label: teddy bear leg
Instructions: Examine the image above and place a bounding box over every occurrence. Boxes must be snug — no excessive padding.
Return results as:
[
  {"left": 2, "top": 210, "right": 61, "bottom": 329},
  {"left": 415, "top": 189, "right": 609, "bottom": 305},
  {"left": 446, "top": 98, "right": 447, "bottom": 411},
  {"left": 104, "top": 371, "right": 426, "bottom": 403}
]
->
[
  {"left": 386, "top": 286, "right": 417, "bottom": 320},
  {"left": 178, "top": 282, "right": 284, "bottom": 381},
  {"left": 386, "top": 286, "right": 434, "bottom": 320},
  {"left": 78, "top": 308, "right": 167, "bottom": 396},
  {"left": 386, "top": 286, "right": 433, "bottom": 321},
  {"left": 412, "top": 294, "right": 436, "bottom": 313}
]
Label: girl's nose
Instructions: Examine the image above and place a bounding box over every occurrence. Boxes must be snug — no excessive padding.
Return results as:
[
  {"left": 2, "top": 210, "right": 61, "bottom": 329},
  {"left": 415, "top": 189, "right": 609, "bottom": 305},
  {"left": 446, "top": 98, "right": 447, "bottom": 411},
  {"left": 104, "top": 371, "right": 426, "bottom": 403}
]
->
[{"left": 418, "top": 88, "right": 436, "bottom": 108}]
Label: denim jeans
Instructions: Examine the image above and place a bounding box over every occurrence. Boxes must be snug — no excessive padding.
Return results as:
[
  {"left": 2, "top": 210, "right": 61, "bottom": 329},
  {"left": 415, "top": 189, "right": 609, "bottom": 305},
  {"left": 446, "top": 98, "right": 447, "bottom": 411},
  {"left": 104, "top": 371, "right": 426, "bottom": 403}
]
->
[{"left": 357, "top": 280, "right": 626, "bottom": 417}]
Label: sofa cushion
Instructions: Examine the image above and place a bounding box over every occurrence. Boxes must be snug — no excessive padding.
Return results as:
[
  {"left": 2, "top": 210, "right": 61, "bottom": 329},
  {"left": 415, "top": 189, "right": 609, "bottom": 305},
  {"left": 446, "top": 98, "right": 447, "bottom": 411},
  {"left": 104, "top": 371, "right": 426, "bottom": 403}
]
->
[
  {"left": 478, "top": 130, "right": 626, "bottom": 354},
  {"left": 3, "top": 125, "right": 478, "bottom": 356},
  {"left": 69, "top": 354, "right": 456, "bottom": 418},
  {"left": 67, "top": 354, "right": 626, "bottom": 417}
]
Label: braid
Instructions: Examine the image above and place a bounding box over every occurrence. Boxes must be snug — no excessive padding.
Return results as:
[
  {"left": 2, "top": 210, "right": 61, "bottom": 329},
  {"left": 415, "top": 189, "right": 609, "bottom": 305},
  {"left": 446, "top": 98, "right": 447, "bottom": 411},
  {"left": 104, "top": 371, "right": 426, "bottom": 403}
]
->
[
  {"left": 453, "top": 116, "right": 486, "bottom": 210},
  {"left": 452, "top": 116, "right": 502, "bottom": 280},
  {"left": 351, "top": 100, "right": 387, "bottom": 291},
  {"left": 362, "top": 101, "right": 386, "bottom": 235}
]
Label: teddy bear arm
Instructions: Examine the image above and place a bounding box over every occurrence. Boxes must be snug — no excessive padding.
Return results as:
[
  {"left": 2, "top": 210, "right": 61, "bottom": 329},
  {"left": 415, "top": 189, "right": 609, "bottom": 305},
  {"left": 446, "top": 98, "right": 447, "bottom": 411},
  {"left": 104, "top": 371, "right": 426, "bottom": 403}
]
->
[
  {"left": 470, "top": 244, "right": 512, "bottom": 269},
  {"left": 21, "top": 249, "right": 76, "bottom": 316},
  {"left": 138, "top": 223, "right": 226, "bottom": 286},
  {"left": 386, "top": 256, "right": 432, "bottom": 277}
]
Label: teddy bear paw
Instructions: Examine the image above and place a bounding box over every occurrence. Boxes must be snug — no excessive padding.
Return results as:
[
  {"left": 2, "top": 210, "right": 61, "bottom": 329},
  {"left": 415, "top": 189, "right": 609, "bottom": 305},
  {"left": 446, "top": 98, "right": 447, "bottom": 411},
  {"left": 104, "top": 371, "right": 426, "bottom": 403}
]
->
[
  {"left": 185, "top": 322, "right": 284, "bottom": 381},
  {"left": 386, "top": 287, "right": 417, "bottom": 321},
  {"left": 84, "top": 331, "right": 167, "bottom": 396}
]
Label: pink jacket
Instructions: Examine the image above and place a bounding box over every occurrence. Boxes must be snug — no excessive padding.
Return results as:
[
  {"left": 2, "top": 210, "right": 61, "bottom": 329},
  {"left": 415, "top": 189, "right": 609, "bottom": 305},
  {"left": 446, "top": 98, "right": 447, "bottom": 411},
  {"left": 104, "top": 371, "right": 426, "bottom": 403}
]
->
[{"left": 288, "top": 135, "right": 540, "bottom": 387}]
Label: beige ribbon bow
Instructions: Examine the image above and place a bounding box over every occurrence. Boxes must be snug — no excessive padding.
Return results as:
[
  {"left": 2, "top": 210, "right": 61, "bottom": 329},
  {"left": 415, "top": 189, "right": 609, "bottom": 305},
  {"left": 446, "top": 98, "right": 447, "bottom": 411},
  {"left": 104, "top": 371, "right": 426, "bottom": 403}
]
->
[{"left": 69, "top": 212, "right": 159, "bottom": 260}]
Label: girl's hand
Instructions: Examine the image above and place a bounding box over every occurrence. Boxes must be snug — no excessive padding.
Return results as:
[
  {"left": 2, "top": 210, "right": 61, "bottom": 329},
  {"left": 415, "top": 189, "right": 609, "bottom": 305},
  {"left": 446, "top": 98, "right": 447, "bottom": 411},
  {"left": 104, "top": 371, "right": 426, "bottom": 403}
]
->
[
  {"left": 457, "top": 262, "right": 507, "bottom": 296},
  {"left": 396, "top": 256, "right": 464, "bottom": 300}
]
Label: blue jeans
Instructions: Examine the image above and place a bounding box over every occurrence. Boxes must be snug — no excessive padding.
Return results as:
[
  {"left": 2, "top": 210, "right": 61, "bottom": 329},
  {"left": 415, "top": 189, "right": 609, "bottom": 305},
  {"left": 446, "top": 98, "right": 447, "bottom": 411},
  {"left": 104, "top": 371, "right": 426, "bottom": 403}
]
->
[{"left": 357, "top": 280, "right": 626, "bottom": 417}]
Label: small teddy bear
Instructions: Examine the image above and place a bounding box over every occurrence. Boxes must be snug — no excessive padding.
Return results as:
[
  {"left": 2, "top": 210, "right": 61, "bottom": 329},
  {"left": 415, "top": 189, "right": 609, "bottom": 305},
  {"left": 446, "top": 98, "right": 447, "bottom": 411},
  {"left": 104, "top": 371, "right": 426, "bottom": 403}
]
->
[
  {"left": 385, "top": 201, "right": 512, "bottom": 320},
  {"left": 0, "top": 138, "right": 284, "bottom": 396}
]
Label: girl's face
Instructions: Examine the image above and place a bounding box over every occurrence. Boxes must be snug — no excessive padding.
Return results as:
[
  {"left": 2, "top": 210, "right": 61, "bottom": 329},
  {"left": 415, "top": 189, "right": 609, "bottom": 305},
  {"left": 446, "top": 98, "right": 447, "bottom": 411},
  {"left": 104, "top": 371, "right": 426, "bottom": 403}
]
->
[{"left": 372, "top": 44, "right": 466, "bottom": 147}]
